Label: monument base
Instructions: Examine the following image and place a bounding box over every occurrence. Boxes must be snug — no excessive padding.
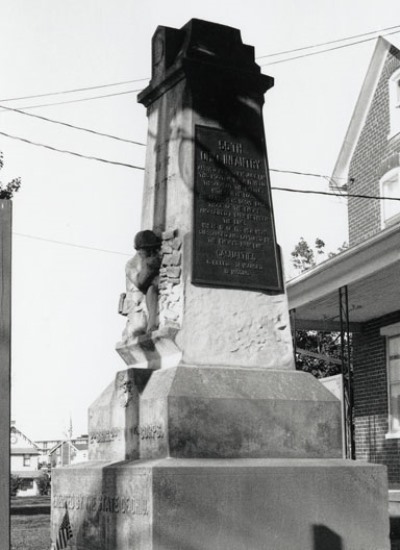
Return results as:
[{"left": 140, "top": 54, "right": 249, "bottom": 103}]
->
[{"left": 52, "top": 457, "right": 389, "bottom": 550}]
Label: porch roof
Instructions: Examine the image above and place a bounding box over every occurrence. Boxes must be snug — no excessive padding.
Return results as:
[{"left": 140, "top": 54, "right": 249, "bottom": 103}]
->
[{"left": 286, "top": 224, "right": 400, "bottom": 331}]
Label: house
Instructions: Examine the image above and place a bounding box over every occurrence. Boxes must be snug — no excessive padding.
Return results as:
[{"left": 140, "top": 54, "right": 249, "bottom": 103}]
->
[
  {"left": 10, "top": 422, "right": 44, "bottom": 496},
  {"left": 286, "top": 37, "right": 400, "bottom": 499},
  {"left": 35, "top": 437, "right": 66, "bottom": 467},
  {"left": 49, "top": 435, "right": 89, "bottom": 468}
]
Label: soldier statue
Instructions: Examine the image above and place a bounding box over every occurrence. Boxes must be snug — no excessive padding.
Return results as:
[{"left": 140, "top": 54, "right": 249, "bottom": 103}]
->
[{"left": 119, "top": 230, "right": 161, "bottom": 342}]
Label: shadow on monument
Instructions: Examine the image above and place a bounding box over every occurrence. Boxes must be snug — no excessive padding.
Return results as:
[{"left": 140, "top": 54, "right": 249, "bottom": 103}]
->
[{"left": 313, "top": 525, "right": 343, "bottom": 550}]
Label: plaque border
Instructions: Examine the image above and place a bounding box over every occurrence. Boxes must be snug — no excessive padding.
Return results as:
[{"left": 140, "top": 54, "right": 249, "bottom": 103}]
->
[{"left": 192, "top": 124, "right": 284, "bottom": 294}]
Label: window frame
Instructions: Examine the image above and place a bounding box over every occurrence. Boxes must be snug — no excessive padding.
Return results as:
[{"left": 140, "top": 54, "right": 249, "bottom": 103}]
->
[
  {"left": 379, "top": 168, "right": 400, "bottom": 229},
  {"left": 23, "top": 454, "right": 31, "bottom": 467},
  {"left": 381, "top": 322, "right": 400, "bottom": 439},
  {"left": 388, "top": 67, "right": 400, "bottom": 139}
]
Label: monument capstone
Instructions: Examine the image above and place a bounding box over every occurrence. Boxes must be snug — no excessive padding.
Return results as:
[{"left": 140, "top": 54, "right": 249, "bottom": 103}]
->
[{"left": 52, "top": 19, "right": 390, "bottom": 550}]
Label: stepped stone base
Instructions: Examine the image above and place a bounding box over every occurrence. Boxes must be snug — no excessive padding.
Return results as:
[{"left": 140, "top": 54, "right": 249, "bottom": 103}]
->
[{"left": 52, "top": 457, "right": 390, "bottom": 550}]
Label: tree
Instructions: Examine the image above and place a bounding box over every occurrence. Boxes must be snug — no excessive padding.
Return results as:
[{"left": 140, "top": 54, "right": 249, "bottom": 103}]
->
[
  {"left": 291, "top": 236, "right": 350, "bottom": 379},
  {"left": 0, "top": 152, "right": 21, "bottom": 199},
  {"left": 295, "top": 330, "right": 343, "bottom": 379},
  {"left": 10, "top": 475, "right": 21, "bottom": 497},
  {"left": 36, "top": 473, "right": 51, "bottom": 496},
  {"left": 291, "top": 237, "right": 317, "bottom": 273},
  {"left": 291, "top": 236, "right": 348, "bottom": 276}
]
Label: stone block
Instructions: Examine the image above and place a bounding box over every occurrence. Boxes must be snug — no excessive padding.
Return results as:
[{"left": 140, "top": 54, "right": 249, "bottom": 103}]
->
[
  {"left": 139, "top": 366, "right": 343, "bottom": 460},
  {"left": 52, "top": 458, "right": 390, "bottom": 550},
  {"left": 115, "top": 328, "right": 181, "bottom": 369},
  {"left": 88, "top": 369, "right": 153, "bottom": 462}
]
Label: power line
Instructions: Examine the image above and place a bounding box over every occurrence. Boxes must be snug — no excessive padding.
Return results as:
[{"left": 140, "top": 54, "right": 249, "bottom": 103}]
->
[
  {"left": 0, "top": 78, "right": 148, "bottom": 104},
  {"left": 1, "top": 128, "right": 398, "bottom": 202},
  {"left": 0, "top": 128, "right": 342, "bottom": 181},
  {"left": 2, "top": 23, "right": 398, "bottom": 112},
  {"left": 6, "top": 30, "right": 399, "bottom": 112},
  {"left": 2, "top": 23, "right": 398, "bottom": 108},
  {"left": 256, "top": 23, "right": 400, "bottom": 60},
  {"left": 11, "top": 88, "right": 144, "bottom": 111},
  {"left": 271, "top": 186, "right": 400, "bottom": 201},
  {"left": 0, "top": 113, "right": 341, "bottom": 173},
  {"left": 0, "top": 104, "right": 146, "bottom": 146},
  {"left": 13, "top": 232, "right": 131, "bottom": 256},
  {"left": 261, "top": 29, "right": 400, "bottom": 67},
  {"left": 270, "top": 168, "right": 346, "bottom": 180},
  {"left": 0, "top": 129, "right": 145, "bottom": 170}
]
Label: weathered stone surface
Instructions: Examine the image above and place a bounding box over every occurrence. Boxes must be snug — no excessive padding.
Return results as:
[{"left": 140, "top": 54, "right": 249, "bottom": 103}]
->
[
  {"left": 88, "top": 369, "right": 153, "bottom": 462},
  {"left": 52, "top": 458, "right": 390, "bottom": 550},
  {"left": 139, "top": 366, "right": 343, "bottom": 460},
  {"left": 115, "top": 328, "right": 181, "bottom": 369},
  {"left": 137, "top": 19, "right": 294, "bottom": 371}
]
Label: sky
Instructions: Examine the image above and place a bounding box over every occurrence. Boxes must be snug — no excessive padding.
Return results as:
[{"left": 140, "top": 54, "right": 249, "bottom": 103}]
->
[{"left": 2, "top": 0, "right": 400, "bottom": 440}]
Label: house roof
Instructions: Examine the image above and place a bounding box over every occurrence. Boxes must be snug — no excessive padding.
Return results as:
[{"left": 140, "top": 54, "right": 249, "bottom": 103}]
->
[
  {"left": 331, "top": 37, "right": 396, "bottom": 187},
  {"left": 286, "top": 223, "right": 400, "bottom": 329},
  {"left": 11, "top": 447, "right": 40, "bottom": 455},
  {"left": 74, "top": 443, "right": 88, "bottom": 451},
  {"left": 12, "top": 471, "right": 44, "bottom": 479},
  {"left": 49, "top": 440, "right": 88, "bottom": 454}
]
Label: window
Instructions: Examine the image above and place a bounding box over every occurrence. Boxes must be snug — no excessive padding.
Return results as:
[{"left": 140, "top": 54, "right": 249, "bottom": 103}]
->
[
  {"left": 20, "top": 479, "right": 33, "bottom": 490},
  {"left": 388, "top": 335, "right": 400, "bottom": 433},
  {"left": 381, "top": 323, "right": 400, "bottom": 436},
  {"left": 23, "top": 455, "right": 31, "bottom": 467},
  {"left": 380, "top": 169, "right": 400, "bottom": 228},
  {"left": 389, "top": 68, "right": 400, "bottom": 138}
]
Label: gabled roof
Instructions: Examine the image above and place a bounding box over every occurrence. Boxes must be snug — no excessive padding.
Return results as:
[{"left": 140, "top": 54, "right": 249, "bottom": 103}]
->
[
  {"left": 49, "top": 439, "right": 88, "bottom": 454},
  {"left": 11, "top": 447, "right": 40, "bottom": 455},
  {"left": 11, "top": 426, "right": 41, "bottom": 452},
  {"left": 74, "top": 443, "right": 88, "bottom": 451},
  {"left": 331, "top": 37, "right": 396, "bottom": 187}
]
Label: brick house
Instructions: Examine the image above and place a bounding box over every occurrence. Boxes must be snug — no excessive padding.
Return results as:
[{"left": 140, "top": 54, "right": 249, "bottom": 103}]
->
[{"left": 286, "top": 37, "right": 400, "bottom": 500}]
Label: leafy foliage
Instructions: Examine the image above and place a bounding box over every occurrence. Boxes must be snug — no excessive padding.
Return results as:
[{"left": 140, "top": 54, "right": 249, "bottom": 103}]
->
[
  {"left": 295, "top": 330, "right": 343, "bottom": 378},
  {"left": 36, "top": 473, "right": 51, "bottom": 496},
  {"left": 291, "top": 237, "right": 350, "bottom": 379},
  {"left": 0, "top": 151, "right": 21, "bottom": 199},
  {"left": 291, "top": 236, "right": 348, "bottom": 276},
  {"left": 10, "top": 475, "right": 21, "bottom": 496}
]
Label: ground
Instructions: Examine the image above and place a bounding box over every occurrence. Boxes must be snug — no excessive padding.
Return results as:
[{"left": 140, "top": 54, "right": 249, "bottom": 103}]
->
[{"left": 11, "top": 496, "right": 51, "bottom": 550}]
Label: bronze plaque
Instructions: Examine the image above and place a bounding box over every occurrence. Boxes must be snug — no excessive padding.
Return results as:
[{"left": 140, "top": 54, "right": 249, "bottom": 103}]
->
[{"left": 193, "top": 125, "right": 283, "bottom": 292}]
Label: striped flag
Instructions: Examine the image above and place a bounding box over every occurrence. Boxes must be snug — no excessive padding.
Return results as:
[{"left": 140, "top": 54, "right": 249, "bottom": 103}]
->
[{"left": 54, "top": 506, "right": 73, "bottom": 550}]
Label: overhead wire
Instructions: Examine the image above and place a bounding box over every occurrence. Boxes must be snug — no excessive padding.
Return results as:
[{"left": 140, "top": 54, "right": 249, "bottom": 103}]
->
[
  {"left": 4, "top": 88, "right": 144, "bottom": 111},
  {"left": 13, "top": 232, "right": 131, "bottom": 256},
  {"left": 0, "top": 127, "right": 345, "bottom": 184},
  {"left": 256, "top": 23, "right": 400, "bottom": 59},
  {"left": 271, "top": 186, "right": 400, "bottom": 201},
  {"left": 261, "top": 28, "right": 400, "bottom": 66},
  {"left": 0, "top": 78, "right": 148, "bottom": 103},
  {"left": 0, "top": 129, "right": 145, "bottom": 170},
  {"left": 1, "top": 23, "right": 399, "bottom": 109},
  {"left": 1, "top": 128, "right": 399, "bottom": 201},
  {"left": 0, "top": 104, "right": 146, "bottom": 146}
]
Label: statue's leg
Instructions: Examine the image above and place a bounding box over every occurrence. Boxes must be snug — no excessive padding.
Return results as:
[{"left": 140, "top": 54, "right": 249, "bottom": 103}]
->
[{"left": 146, "top": 285, "right": 158, "bottom": 332}]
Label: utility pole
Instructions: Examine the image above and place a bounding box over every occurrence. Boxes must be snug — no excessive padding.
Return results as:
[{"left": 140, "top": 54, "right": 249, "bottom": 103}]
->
[{"left": 0, "top": 200, "right": 12, "bottom": 550}]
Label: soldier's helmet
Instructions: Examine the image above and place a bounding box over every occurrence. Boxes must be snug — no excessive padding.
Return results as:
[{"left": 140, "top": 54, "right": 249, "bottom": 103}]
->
[{"left": 134, "top": 230, "right": 161, "bottom": 250}]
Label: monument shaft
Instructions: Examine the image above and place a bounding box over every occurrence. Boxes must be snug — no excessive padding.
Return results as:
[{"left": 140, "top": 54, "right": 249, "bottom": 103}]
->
[{"left": 135, "top": 19, "right": 292, "bottom": 369}]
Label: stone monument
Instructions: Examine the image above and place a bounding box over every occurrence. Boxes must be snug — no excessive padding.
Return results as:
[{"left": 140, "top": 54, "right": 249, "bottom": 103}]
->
[{"left": 52, "top": 19, "right": 390, "bottom": 550}]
